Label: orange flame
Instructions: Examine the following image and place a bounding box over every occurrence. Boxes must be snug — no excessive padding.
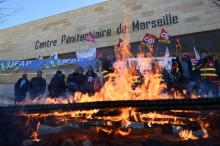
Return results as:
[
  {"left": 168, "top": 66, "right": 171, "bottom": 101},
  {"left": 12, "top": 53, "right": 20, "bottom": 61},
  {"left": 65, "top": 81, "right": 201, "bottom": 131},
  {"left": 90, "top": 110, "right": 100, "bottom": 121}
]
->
[
  {"left": 30, "top": 121, "right": 40, "bottom": 142},
  {"left": 179, "top": 129, "right": 199, "bottom": 141}
]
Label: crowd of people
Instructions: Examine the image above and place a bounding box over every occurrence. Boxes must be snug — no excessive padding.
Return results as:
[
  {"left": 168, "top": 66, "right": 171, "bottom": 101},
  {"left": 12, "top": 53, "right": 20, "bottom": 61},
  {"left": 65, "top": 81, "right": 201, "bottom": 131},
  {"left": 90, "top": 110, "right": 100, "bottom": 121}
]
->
[
  {"left": 14, "top": 65, "right": 101, "bottom": 103},
  {"left": 170, "top": 50, "right": 220, "bottom": 97},
  {"left": 14, "top": 50, "right": 220, "bottom": 103}
]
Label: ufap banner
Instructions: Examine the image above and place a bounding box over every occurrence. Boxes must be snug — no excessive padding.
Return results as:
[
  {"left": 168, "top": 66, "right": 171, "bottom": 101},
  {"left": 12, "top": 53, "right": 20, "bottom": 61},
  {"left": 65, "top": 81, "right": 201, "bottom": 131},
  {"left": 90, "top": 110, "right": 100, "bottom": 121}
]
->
[
  {"left": 0, "top": 58, "right": 97, "bottom": 72},
  {"left": 43, "top": 58, "right": 97, "bottom": 69}
]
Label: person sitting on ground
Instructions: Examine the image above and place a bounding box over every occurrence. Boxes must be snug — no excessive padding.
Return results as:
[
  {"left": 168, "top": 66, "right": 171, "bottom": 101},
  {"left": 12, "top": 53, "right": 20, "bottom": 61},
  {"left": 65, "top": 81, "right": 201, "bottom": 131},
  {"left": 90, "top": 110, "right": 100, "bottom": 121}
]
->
[
  {"left": 29, "top": 70, "right": 46, "bottom": 100},
  {"left": 48, "top": 70, "right": 66, "bottom": 98},
  {"left": 14, "top": 73, "right": 30, "bottom": 103}
]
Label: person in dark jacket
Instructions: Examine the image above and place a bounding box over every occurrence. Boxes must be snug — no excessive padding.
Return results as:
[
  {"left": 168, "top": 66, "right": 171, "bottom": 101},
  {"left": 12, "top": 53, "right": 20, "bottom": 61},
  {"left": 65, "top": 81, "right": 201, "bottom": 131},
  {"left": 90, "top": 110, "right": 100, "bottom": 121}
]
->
[
  {"left": 14, "top": 73, "right": 30, "bottom": 103},
  {"left": 171, "top": 52, "right": 200, "bottom": 96},
  {"left": 29, "top": 70, "right": 46, "bottom": 100},
  {"left": 171, "top": 52, "right": 193, "bottom": 83},
  {"left": 85, "top": 65, "right": 97, "bottom": 95},
  {"left": 67, "top": 68, "right": 80, "bottom": 93},
  {"left": 128, "top": 60, "right": 144, "bottom": 90},
  {"left": 150, "top": 61, "right": 172, "bottom": 93},
  {"left": 78, "top": 67, "right": 86, "bottom": 92},
  {"left": 101, "top": 57, "right": 114, "bottom": 83},
  {"left": 48, "top": 70, "right": 66, "bottom": 97}
]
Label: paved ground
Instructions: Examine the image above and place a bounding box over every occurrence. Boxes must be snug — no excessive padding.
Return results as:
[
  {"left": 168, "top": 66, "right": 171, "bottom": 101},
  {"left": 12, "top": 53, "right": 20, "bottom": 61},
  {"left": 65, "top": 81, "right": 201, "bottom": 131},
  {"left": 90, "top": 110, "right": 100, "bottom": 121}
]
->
[
  {"left": 0, "top": 84, "right": 15, "bottom": 106},
  {"left": 0, "top": 84, "right": 50, "bottom": 106}
]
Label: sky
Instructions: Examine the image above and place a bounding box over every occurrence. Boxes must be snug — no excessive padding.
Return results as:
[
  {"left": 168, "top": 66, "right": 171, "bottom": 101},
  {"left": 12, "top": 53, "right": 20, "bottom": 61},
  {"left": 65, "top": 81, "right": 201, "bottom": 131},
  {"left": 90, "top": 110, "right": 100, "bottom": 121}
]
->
[{"left": 0, "top": 0, "right": 107, "bottom": 29}]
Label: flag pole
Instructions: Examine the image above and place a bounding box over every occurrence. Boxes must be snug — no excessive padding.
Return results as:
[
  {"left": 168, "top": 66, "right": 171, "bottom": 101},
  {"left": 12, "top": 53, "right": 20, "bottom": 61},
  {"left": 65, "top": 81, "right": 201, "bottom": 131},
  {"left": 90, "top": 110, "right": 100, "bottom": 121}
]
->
[
  {"left": 156, "top": 39, "right": 159, "bottom": 57},
  {"left": 175, "top": 44, "right": 177, "bottom": 57}
]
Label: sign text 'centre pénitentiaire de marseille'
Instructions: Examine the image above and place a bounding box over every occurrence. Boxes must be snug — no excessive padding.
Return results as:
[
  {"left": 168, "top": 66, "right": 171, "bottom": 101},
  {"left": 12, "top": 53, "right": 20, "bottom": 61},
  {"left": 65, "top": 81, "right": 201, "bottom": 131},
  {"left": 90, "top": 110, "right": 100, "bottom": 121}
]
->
[{"left": 34, "top": 13, "right": 178, "bottom": 49}]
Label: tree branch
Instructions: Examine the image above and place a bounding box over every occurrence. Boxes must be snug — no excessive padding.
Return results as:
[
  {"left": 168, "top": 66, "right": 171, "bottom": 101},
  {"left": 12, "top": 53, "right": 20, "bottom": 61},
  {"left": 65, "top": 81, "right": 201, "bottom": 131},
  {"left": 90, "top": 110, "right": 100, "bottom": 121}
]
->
[{"left": 213, "top": 0, "right": 220, "bottom": 7}]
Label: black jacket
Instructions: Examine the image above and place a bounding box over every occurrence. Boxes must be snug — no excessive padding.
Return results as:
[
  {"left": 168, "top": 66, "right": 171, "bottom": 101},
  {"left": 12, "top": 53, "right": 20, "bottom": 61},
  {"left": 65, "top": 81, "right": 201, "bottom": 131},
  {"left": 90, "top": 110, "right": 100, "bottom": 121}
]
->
[
  {"left": 30, "top": 77, "right": 46, "bottom": 96},
  {"left": 48, "top": 74, "right": 66, "bottom": 97},
  {"left": 14, "top": 78, "right": 30, "bottom": 100},
  {"left": 67, "top": 72, "right": 80, "bottom": 85},
  {"left": 171, "top": 57, "right": 193, "bottom": 81},
  {"left": 85, "top": 71, "right": 97, "bottom": 92}
]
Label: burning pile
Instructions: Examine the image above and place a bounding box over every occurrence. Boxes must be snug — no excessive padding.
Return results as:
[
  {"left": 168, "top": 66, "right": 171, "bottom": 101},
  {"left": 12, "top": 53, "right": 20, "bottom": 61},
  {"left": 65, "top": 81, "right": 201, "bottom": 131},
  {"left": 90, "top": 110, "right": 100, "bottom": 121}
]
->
[{"left": 2, "top": 108, "right": 218, "bottom": 146}]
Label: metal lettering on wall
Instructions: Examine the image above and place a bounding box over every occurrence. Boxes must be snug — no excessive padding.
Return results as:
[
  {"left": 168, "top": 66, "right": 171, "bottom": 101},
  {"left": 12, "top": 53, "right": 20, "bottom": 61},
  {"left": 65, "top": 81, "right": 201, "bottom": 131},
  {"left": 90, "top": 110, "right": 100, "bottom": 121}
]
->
[{"left": 34, "top": 13, "right": 179, "bottom": 50}]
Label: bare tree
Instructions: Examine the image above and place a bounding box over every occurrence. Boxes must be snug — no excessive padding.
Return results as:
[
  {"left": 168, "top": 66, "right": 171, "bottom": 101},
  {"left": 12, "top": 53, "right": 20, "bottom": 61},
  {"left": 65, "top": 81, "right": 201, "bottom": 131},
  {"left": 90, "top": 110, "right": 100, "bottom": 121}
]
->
[
  {"left": 0, "top": 0, "right": 17, "bottom": 22},
  {"left": 212, "top": 0, "right": 220, "bottom": 7}
]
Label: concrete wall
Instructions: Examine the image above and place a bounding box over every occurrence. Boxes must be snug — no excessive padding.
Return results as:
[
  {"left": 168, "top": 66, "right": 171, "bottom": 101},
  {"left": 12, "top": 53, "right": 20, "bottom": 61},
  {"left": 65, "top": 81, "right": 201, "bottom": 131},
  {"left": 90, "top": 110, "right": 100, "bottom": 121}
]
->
[{"left": 0, "top": 0, "right": 219, "bottom": 60}]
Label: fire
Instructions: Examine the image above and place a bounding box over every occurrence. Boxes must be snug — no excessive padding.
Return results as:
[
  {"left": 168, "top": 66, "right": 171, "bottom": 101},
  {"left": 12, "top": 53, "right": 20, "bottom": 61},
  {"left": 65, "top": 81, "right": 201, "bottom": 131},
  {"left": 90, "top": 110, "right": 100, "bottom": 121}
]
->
[
  {"left": 139, "top": 112, "right": 185, "bottom": 126},
  {"left": 116, "top": 128, "right": 131, "bottom": 136},
  {"left": 178, "top": 118, "right": 210, "bottom": 141},
  {"left": 96, "top": 127, "right": 112, "bottom": 135},
  {"left": 19, "top": 107, "right": 210, "bottom": 142},
  {"left": 178, "top": 129, "right": 199, "bottom": 141},
  {"left": 30, "top": 121, "right": 40, "bottom": 142}
]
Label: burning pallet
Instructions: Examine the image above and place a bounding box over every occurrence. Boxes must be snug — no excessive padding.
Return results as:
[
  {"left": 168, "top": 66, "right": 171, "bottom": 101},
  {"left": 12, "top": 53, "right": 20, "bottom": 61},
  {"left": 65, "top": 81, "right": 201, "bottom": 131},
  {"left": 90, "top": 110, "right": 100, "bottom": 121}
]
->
[
  {"left": 1, "top": 98, "right": 220, "bottom": 113},
  {"left": 0, "top": 98, "right": 220, "bottom": 146}
]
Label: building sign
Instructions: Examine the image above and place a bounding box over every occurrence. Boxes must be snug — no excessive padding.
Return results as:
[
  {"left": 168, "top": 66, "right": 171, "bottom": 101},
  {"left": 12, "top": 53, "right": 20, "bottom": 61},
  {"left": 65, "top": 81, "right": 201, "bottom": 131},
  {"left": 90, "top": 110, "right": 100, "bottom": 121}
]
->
[{"left": 34, "top": 13, "right": 179, "bottom": 49}]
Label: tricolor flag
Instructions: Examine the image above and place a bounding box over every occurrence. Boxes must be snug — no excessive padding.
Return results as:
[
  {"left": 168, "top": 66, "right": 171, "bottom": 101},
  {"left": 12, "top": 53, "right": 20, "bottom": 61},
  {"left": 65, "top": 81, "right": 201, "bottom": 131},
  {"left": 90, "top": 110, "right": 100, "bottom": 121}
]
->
[
  {"left": 159, "top": 28, "right": 170, "bottom": 44},
  {"left": 142, "top": 33, "right": 157, "bottom": 47},
  {"left": 38, "top": 55, "right": 43, "bottom": 60},
  {"left": 165, "top": 46, "right": 170, "bottom": 57},
  {"left": 193, "top": 46, "right": 200, "bottom": 60},
  {"left": 86, "top": 32, "right": 95, "bottom": 42},
  {"left": 50, "top": 51, "right": 58, "bottom": 59},
  {"left": 176, "top": 38, "right": 182, "bottom": 49}
]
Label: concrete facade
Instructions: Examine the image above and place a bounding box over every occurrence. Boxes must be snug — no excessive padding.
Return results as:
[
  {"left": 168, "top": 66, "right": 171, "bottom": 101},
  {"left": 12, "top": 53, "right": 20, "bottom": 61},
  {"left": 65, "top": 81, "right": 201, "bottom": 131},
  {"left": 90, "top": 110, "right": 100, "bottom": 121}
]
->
[{"left": 0, "top": 0, "right": 219, "bottom": 60}]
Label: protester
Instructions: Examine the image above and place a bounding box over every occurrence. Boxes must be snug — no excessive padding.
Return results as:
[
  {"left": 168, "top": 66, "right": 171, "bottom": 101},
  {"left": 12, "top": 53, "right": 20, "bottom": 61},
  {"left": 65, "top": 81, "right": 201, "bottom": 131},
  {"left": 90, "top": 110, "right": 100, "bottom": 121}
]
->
[
  {"left": 128, "top": 60, "right": 144, "bottom": 90},
  {"left": 94, "top": 77, "right": 103, "bottom": 92},
  {"left": 151, "top": 61, "right": 172, "bottom": 91},
  {"left": 196, "top": 50, "right": 220, "bottom": 97},
  {"left": 14, "top": 73, "right": 30, "bottom": 103},
  {"left": 48, "top": 70, "right": 66, "bottom": 97},
  {"left": 78, "top": 67, "right": 86, "bottom": 92},
  {"left": 101, "top": 57, "right": 114, "bottom": 83},
  {"left": 171, "top": 51, "right": 193, "bottom": 82},
  {"left": 29, "top": 70, "right": 46, "bottom": 99},
  {"left": 66, "top": 68, "right": 80, "bottom": 93},
  {"left": 171, "top": 52, "right": 198, "bottom": 96},
  {"left": 84, "top": 65, "right": 97, "bottom": 95}
]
